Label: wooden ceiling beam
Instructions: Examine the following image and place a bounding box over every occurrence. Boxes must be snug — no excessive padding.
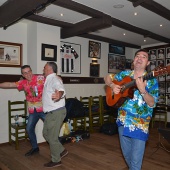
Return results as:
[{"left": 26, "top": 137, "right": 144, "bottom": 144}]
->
[
  {"left": 27, "top": 15, "right": 72, "bottom": 28},
  {"left": 61, "top": 15, "right": 112, "bottom": 39},
  {"left": 79, "top": 34, "right": 141, "bottom": 49},
  {"left": 128, "top": 0, "right": 170, "bottom": 21},
  {"left": 111, "top": 18, "right": 170, "bottom": 43},
  {"left": 52, "top": 0, "right": 103, "bottom": 18},
  {"left": 0, "top": 0, "right": 48, "bottom": 28},
  {"left": 132, "top": 0, "right": 151, "bottom": 7}
]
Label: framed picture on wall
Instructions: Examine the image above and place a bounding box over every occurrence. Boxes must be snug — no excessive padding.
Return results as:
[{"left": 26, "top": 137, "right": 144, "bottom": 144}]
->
[
  {"left": 89, "top": 40, "right": 101, "bottom": 59},
  {"left": 0, "top": 41, "right": 22, "bottom": 67},
  {"left": 149, "top": 49, "right": 157, "bottom": 60},
  {"left": 166, "top": 82, "right": 170, "bottom": 93},
  {"left": 90, "top": 63, "right": 100, "bottom": 77},
  {"left": 166, "top": 94, "right": 170, "bottom": 106},
  {"left": 109, "top": 44, "right": 125, "bottom": 55},
  {"left": 150, "top": 60, "right": 156, "bottom": 71},
  {"left": 60, "top": 41, "right": 81, "bottom": 74},
  {"left": 41, "top": 43, "right": 57, "bottom": 61},
  {"left": 166, "top": 47, "right": 170, "bottom": 58},
  {"left": 159, "top": 82, "right": 165, "bottom": 93},
  {"left": 125, "top": 59, "right": 133, "bottom": 70},
  {"left": 108, "top": 54, "right": 126, "bottom": 73},
  {"left": 157, "top": 48, "right": 165, "bottom": 60}
]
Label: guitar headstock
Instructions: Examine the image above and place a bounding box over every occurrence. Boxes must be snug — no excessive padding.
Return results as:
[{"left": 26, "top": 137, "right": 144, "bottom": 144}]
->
[{"left": 153, "top": 65, "right": 170, "bottom": 77}]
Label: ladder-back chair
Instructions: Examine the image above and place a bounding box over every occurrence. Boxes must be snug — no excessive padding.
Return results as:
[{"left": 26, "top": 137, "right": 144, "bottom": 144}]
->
[
  {"left": 88, "top": 95, "right": 102, "bottom": 132},
  {"left": 8, "top": 100, "right": 28, "bottom": 150}
]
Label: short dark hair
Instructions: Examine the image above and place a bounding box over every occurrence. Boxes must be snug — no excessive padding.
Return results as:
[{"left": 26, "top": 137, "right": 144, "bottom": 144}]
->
[
  {"left": 21, "top": 65, "right": 32, "bottom": 74},
  {"left": 47, "top": 62, "right": 58, "bottom": 73},
  {"left": 134, "top": 49, "right": 150, "bottom": 60}
]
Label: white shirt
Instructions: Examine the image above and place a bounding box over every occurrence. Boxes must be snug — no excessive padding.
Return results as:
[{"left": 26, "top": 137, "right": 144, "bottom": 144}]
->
[{"left": 42, "top": 73, "right": 66, "bottom": 112}]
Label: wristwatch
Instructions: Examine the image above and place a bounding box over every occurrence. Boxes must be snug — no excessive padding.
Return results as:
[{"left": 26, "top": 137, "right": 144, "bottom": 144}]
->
[{"left": 140, "top": 91, "right": 147, "bottom": 97}]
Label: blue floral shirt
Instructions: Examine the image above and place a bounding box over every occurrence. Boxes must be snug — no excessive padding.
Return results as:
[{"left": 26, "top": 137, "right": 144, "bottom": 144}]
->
[{"left": 115, "top": 70, "right": 159, "bottom": 141}]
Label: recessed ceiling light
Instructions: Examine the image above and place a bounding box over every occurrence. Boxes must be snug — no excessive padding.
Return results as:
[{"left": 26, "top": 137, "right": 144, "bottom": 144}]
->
[
  {"left": 113, "top": 4, "right": 124, "bottom": 8},
  {"left": 60, "top": 13, "right": 64, "bottom": 16},
  {"left": 160, "top": 24, "right": 163, "bottom": 27},
  {"left": 134, "top": 12, "right": 138, "bottom": 16},
  {"left": 144, "top": 39, "right": 146, "bottom": 42},
  {"left": 123, "top": 33, "right": 126, "bottom": 36}
]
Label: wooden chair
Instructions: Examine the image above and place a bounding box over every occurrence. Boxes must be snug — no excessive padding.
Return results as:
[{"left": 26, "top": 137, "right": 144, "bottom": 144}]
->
[
  {"left": 8, "top": 100, "right": 28, "bottom": 150},
  {"left": 152, "top": 102, "right": 168, "bottom": 128},
  {"left": 88, "top": 95, "right": 103, "bottom": 132},
  {"left": 100, "top": 96, "right": 118, "bottom": 124},
  {"left": 79, "top": 96, "right": 91, "bottom": 131},
  {"left": 66, "top": 98, "right": 89, "bottom": 131}
]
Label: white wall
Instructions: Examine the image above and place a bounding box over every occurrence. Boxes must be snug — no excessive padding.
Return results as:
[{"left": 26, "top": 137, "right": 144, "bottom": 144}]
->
[
  {"left": 0, "top": 23, "right": 27, "bottom": 143},
  {"left": 0, "top": 21, "right": 136, "bottom": 144}
]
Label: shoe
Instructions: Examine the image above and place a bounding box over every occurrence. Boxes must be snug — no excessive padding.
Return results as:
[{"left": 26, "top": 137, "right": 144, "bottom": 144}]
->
[
  {"left": 25, "top": 147, "right": 39, "bottom": 156},
  {"left": 60, "top": 149, "right": 68, "bottom": 158},
  {"left": 44, "top": 161, "right": 61, "bottom": 168}
]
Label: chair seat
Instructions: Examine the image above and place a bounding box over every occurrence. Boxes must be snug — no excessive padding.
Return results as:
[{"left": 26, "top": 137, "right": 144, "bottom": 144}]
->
[{"left": 11, "top": 122, "right": 26, "bottom": 128}]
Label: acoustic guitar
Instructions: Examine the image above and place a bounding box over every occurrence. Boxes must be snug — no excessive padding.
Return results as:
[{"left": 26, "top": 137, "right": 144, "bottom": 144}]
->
[{"left": 106, "top": 65, "right": 170, "bottom": 108}]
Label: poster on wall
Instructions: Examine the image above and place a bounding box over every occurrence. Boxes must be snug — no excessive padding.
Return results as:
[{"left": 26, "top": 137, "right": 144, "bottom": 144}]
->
[
  {"left": 149, "top": 49, "right": 157, "bottom": 60},
  {"left": 60, "top": 41, "right": 81, "bottom": 74},
  {"left": 109, "top": 44, "right": 125, "bottom": 55},
  {"left": 157, "top": 48, "right": 165, "bottom": 60},
  {"left": 88, "top": 40, "right": 101, "bottom": 59},
  {"left": 108, "top": 54, "right": 126, "bottom": 73},
  {"left": 166, "top": 47, "right": 170, "bottom": 58},
  {"left": 0, "top": 41, "right": 22, "bottom": 67}
]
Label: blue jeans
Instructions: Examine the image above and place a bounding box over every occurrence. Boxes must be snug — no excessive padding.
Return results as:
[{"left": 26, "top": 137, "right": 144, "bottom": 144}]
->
[
  {"left": 118, "top": 126, "right": 146, "bottom": 170},
  {"left": 26, "top": 109, "right": 46, "bottom": 149}
]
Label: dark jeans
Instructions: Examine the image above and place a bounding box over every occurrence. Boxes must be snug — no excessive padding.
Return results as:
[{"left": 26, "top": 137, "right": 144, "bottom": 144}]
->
[{"left": 26, "top": 109, "right": 46, "bottom": 149}]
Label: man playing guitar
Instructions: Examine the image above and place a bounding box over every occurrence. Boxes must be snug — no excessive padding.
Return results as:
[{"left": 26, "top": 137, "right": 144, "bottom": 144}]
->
[{"left": 104, "top": 49, "right": 159, "bottom": 170}]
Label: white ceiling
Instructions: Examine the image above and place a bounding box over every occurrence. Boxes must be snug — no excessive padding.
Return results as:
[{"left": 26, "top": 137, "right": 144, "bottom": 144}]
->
[{"left": 1, "top": 0, "right": 170, "bottom": 47}]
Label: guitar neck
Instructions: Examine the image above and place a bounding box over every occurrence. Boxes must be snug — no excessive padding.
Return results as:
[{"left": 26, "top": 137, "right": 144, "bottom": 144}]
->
[
  {"left": 143, "top": 72, "right": 154, "bottom": 81},
  {"left": 122, "top": 72, "right": 154, "bottom": 91}
]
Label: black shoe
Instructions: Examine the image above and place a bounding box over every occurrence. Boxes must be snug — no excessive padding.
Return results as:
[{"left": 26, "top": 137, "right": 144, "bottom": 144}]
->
[
  {"left": 60, "top": 149, "right": 68, "bottom": 158},
  {"left": 25, "top": 148, "right": 39, "bottom": 156},
  {"left": 44, "top": 161, "right": 61, "bottom": 168}
]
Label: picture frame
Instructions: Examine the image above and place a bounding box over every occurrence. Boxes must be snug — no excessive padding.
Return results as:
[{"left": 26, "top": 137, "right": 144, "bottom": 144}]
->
[
  {"left": 166, "top": 82, "right": 170, "bottom": 93},
  {"left": 166, "top": 47, "right": 170, "bottom": 58},
  {"left": 149, "top": 49, "right": 157, "bottom": 60},
  {"left": 109, "top": 44, "right": 125, "bottom": 55},
  {"left": 126, "top": 59, "right": 133, "bottom": 70},
  {"left": 157, "top": 48, "right": 165, "bottom": 60},
  {"left": 89, "top": 41, "right": 101, "bottom": 59},
  {"left": 0, "top": 41, "right": 22, "bottom": 67},
  {"left": 108, "top": 54, "right": 126, "bottom": 73},
  {"left": 159, "top": 82, "right": 165, "bottom": 93},
  {"left": 90, "top": 63, "right": 100, "bottom": 77},
  {"left": 41, "top": 43, "right": 57, "bottom": 61},
  {"left": 60, "top": 41, "right": 81, "bottom": 74}
]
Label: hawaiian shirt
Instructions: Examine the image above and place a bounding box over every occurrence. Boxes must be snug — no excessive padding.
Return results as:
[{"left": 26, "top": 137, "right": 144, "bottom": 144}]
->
[
  {"left": 115, "top": 70, "right": 159, "bottom": 141},
  {"left": 15, "top": 75, "right": 45, "bottom": 114}
]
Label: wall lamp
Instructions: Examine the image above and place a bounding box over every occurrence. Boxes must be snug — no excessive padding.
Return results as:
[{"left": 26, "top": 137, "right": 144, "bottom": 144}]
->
[{"left": 92, "top": 59, "right": 98, "bottom": 64}]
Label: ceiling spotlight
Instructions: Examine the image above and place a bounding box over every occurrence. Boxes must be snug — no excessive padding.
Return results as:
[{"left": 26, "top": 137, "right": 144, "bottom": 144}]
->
[
  {"left": 60, "top": 13, "right": 64, "bottom": 16},
  {"left": 123, "top": 33, "right": 126, "bottom": 36},
  {"left": 113, "top": 4, "right": 124, "bottom": 8},
  {"left": 160, "top": 24, "right": 163, "bottom": 27},
  {"left": 144, "top": 39, "right": 146, "bottom": 42},
  {"left": 134, "top": 12, "right": 138, "bottom": 16}
]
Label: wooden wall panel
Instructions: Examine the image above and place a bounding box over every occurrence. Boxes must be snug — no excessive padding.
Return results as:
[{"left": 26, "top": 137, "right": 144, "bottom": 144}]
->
[{"left": 0, "top": 74, "right": 105, "bottom": 84}]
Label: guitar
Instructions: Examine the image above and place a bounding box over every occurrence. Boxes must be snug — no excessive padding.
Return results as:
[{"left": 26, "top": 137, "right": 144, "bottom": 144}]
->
[{"left": 106, "top": 65, "right": 170, "bottom": 108}]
